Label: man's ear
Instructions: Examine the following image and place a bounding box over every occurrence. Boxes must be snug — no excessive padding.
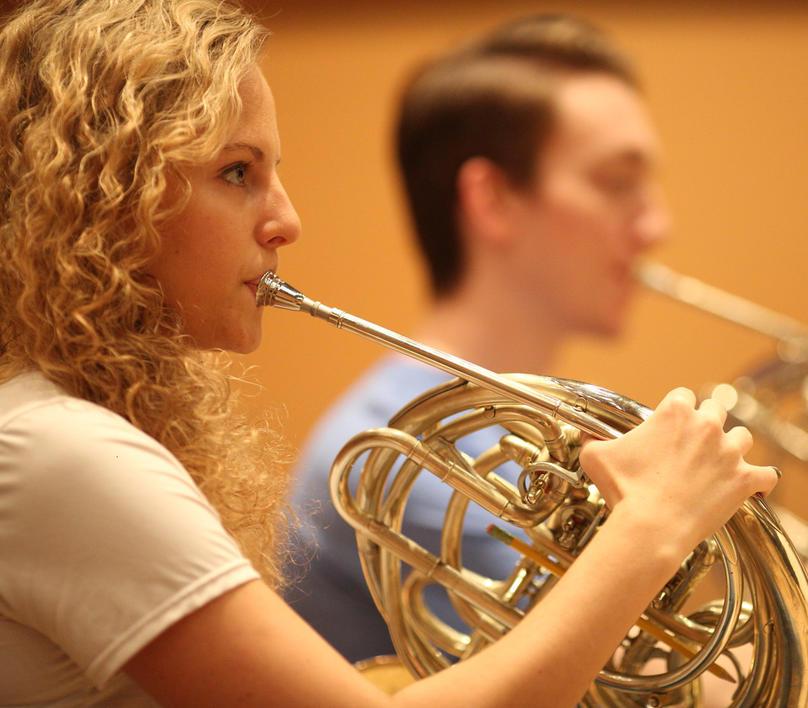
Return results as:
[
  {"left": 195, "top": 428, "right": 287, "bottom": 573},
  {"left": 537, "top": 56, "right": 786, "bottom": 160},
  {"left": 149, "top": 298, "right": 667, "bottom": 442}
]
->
[{"left": 455, "top": 157, "right": 522, "bottom": 248}]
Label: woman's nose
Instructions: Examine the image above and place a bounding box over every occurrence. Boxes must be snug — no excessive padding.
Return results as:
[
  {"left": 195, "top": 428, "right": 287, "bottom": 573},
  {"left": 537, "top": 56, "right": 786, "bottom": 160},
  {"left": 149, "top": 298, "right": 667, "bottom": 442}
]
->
[{"left": 258, "top": 179, "right": 301, "bottom": 249}]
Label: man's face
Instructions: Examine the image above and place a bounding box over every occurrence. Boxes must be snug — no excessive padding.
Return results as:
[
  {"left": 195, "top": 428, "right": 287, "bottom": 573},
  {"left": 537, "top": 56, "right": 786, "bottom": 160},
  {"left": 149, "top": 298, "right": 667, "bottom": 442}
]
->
[{"left": 511, "top": 73, "right": 669, "bottom": 337}]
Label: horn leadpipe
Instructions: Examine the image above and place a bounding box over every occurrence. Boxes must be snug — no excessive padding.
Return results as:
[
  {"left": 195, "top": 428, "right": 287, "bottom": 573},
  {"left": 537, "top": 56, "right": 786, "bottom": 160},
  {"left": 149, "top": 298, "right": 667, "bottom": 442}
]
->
[{"left": 256, "top": 271, "right": 621, "bottom": 440}]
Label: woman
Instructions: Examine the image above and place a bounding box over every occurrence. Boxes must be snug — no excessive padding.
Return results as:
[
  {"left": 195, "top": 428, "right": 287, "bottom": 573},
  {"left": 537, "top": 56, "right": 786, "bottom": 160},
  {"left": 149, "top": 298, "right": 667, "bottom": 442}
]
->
[{"left": 0, "top": 1, "right": 777, "bottom": 706}]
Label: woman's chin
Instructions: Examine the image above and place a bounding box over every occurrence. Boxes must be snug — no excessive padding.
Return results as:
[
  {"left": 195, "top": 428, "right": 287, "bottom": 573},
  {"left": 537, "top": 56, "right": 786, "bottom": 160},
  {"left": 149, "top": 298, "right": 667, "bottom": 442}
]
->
[
  {"left": 229, "top": 327, "right": 262, "bottom": 355},
  {"left": 190, "top": 320, "right": 263, "bottom": 354}
]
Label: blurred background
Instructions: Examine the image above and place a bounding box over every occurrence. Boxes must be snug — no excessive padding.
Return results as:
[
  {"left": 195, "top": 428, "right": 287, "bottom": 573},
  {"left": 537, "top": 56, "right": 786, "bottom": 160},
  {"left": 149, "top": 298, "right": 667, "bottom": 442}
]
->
[
  {"left": 0, "top": 0, "right": 802, "bottom": 507},
  {"left": 238, "top": 0, "right": 807, "bottom": 483}
]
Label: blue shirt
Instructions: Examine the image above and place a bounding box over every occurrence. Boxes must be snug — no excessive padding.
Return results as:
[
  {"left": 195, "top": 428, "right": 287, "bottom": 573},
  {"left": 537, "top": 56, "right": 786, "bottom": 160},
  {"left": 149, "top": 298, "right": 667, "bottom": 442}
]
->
[{"left": 287, "top": 355, "right": 522, "bottom": 662}]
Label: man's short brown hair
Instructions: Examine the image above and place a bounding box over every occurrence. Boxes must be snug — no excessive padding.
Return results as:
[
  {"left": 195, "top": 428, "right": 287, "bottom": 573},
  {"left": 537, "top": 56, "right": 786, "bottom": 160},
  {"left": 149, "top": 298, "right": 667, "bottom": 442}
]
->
[{"left": 396, "top": 15, "right": 638, "bottom": 295}]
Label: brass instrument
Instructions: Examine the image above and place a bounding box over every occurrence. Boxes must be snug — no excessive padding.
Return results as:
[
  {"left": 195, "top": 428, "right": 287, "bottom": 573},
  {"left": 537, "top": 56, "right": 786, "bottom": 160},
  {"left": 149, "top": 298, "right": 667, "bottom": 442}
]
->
[
  {"left": 258, "top": 271, "right": 808, "bottom": 706},
  {"left": 636, "top": 262, "right": 808, "bottom": 464},
  {"left": 638, "top": 262, "right": 808, "bottom": 557}
]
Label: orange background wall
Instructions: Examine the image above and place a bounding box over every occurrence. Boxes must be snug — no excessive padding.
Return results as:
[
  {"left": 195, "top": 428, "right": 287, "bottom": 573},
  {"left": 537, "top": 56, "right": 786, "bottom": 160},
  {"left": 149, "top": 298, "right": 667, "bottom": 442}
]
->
[{"left": 238, "top": 2, "right": 807, "bottom": 478}]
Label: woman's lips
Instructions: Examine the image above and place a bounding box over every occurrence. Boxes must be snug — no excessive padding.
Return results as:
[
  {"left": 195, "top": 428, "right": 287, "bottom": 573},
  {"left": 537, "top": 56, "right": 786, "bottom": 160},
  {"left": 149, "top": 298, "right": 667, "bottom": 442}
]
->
[{"left": 245, "top": 270, "right": 274, "bottom": 301}]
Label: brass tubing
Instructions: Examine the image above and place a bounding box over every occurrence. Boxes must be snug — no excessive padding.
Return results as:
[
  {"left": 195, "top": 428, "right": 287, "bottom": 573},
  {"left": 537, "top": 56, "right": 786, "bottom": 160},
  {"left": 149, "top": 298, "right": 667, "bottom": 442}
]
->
[
  {"left": 636, "top": 261, "right": 808, "bottom": 346},
  {"left": 257, "top": 271, "right": 626, "bottom": 439}
]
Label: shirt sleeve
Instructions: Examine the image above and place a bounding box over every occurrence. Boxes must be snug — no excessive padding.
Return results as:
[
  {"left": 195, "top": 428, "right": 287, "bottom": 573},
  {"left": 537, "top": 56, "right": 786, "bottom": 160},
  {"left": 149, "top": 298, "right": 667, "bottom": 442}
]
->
[{"left": 0, "top": 395, "right": 260, "bottom": 687}]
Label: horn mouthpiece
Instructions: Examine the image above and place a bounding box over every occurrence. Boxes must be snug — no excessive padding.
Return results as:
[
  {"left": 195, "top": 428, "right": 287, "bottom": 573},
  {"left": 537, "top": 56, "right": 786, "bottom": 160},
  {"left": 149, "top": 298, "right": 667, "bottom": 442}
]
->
[{"left": 256, "top": 271, "right": 307, "bottom": 311}]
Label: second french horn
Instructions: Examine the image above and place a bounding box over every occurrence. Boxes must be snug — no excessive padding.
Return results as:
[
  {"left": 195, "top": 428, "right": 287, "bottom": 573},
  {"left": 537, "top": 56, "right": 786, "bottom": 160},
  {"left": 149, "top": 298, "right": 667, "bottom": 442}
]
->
[
  {"left": 259, "top": 271, "right": 808, "bottom": 706},
  {"left": 638, "top": 262, "right": 808, "bottom": 558},
  {"left": 636, "top": 261, "right": 808, "bottom": 465}
]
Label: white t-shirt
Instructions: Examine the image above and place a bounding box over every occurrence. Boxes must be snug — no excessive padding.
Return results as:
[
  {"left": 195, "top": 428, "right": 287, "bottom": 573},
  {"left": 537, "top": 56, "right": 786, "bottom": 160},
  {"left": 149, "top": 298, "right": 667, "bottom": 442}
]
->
[{"left": 0, "top": 372, "right": 260, "bottom": 706}]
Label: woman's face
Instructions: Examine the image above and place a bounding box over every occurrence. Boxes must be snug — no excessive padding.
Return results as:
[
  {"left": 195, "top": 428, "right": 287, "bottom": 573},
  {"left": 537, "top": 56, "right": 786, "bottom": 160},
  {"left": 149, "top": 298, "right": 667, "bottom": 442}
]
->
[{"left": 149, "top": 65, "right": 300, "bottom": 353}]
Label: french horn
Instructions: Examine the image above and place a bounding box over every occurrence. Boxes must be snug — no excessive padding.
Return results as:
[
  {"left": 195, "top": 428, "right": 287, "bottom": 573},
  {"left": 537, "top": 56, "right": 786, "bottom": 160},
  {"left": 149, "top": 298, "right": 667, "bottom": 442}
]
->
[
  {"left": 258, "top": 271, "right": 808, "bottom": 706},
  {"left": 636, "top": 262, "right": 808, "bottom": 465}
]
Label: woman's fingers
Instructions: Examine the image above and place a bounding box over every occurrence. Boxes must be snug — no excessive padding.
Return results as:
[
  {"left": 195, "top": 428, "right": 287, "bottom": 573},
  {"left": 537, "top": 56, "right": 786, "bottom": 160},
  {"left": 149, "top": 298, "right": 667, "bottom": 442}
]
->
[
  {"left": 745, "top": 462, "right": 780, "bottom": 498},
  {"left": 724, "top": 424, "right": 754, "bottom": 455},
  {"left": 698, "top": 397, "right": 728, "bottom": 427},
  {"left": 580, "top": 387, "right": 779, "bottom": 527},
  {"left": 661, "top": 386, "right": 697, "bottom": 409},
  {"left": 578, "top": 439, "right": 610, "bottom": 482}
]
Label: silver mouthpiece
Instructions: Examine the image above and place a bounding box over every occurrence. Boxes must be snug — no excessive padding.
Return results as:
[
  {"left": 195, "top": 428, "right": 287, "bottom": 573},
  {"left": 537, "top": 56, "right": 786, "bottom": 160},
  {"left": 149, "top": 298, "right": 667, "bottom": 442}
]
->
[{"left": 256, "top": 271, "right": 308, "bottom": 311}]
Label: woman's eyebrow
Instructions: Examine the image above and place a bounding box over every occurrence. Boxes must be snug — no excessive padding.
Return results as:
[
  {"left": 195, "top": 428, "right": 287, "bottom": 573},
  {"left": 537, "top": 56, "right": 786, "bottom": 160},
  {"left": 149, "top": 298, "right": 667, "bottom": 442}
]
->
[{"left": 222, "top": 142, "right": 265, "bottom": 160}]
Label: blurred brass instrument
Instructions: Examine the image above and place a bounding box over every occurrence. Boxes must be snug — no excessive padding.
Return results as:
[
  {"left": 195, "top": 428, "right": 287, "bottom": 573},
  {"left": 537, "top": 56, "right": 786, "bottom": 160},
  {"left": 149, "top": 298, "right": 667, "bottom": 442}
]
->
[
  {"left": 638, "top": 262, "right": 808, "bottom": 556},
  {"left": 636, "top": 262, "right": 808, "bottom": 464},
  {"left": 258, "top": 271, "right": 808, "bottom": 706}
]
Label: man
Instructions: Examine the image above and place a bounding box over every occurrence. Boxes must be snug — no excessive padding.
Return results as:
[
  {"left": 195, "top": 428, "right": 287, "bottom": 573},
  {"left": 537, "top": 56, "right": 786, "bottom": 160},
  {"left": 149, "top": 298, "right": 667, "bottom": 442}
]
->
[{"left": 287, "top": 14, "right": 670, "bottom": 662}]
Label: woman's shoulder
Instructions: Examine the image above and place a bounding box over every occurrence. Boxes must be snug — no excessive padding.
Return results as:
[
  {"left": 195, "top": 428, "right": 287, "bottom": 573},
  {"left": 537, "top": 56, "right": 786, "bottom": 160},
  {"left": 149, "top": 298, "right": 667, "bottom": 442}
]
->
[
  {"left": 0, "top": 371, "right": 180, "bottom": 474},
  {"left": 1, "top": 370, "right": 121, "bottom": 423}
]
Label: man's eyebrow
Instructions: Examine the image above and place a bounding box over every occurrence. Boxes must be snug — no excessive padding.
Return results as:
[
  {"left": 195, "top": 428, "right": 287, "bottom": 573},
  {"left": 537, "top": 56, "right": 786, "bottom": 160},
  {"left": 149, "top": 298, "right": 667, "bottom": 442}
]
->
[
  {"left": 600, "top": 149, "right": 653, "bottom": 167},
  {"left": 222, "top": 142, "right": 265, "bottom": 160}
]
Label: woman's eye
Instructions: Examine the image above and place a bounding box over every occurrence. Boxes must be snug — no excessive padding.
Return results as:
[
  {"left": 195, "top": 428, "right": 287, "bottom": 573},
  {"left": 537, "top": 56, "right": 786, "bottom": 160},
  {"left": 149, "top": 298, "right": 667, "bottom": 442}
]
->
[{"left": 221, "top": 162, "right": 249, "bottom": 186}]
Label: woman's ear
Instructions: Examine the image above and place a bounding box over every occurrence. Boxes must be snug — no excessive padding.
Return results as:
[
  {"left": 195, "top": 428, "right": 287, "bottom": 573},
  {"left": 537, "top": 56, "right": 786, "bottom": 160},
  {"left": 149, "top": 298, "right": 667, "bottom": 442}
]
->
[{"left": 455, "top": 157, "right": 523, "bottom": 249}]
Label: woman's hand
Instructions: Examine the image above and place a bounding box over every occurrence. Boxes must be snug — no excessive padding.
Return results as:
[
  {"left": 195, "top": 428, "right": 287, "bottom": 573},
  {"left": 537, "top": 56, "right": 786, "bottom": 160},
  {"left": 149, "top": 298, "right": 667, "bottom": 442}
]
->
[{"left": 579, "top": 387, "right": 779, "bottom": 552}]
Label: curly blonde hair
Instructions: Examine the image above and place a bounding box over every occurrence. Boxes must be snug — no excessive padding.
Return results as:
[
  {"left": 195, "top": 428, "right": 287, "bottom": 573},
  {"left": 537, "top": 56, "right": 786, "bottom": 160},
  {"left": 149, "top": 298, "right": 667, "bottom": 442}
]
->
[{"left": 0, "top": 0, "right": 293, "bottom": 587}]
